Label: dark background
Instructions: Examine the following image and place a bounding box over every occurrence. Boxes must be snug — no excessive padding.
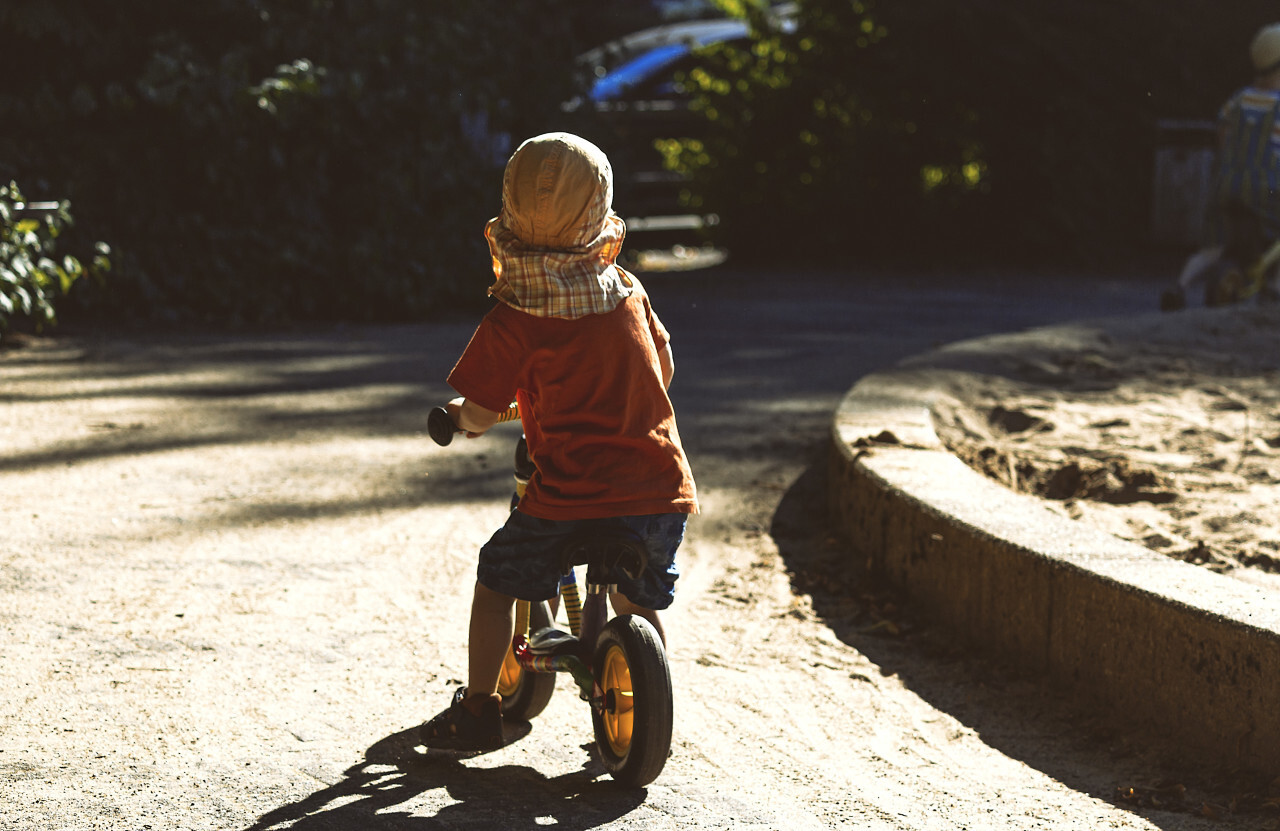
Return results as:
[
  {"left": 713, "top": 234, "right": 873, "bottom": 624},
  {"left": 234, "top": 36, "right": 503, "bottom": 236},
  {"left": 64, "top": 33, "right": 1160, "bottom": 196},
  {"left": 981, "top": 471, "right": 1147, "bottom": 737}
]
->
[{"left": 0, "top": 0, "right": 1272, "bottom": 327}]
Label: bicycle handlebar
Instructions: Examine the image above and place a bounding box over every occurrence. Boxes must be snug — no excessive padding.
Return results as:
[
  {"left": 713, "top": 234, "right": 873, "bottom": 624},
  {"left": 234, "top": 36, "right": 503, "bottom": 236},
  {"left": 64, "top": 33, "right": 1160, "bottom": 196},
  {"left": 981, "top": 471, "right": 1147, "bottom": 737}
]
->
[{"left": 428, "top": 402, "right": 520, "bottom": 446}]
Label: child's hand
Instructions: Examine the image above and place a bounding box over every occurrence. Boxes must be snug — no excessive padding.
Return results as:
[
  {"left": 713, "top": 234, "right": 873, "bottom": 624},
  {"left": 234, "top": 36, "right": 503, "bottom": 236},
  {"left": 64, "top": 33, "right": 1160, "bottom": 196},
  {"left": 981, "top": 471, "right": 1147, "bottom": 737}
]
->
[{"left": 446, "top": 397, "right": 501, "bottom": 438}]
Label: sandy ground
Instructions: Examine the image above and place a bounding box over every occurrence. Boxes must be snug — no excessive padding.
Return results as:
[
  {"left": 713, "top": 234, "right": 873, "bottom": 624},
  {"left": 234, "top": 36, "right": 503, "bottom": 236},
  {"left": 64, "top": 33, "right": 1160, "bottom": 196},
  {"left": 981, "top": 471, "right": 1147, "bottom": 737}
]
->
[
  {"left": 931, "top": 305, "right": 1280, "bottom": 594},
  {"left": 4, "top": 286, "right": 1280, "bottom": 829}
]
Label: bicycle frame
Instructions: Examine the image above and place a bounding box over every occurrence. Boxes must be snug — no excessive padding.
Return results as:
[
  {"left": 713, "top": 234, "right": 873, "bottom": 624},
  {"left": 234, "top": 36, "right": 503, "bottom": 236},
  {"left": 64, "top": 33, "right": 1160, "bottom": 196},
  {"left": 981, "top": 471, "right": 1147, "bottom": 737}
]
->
[
  {"left": 511, "top": 528, "right": 649, "bottom": 705},
  {"left": 428, "top": 399, "right": 674, "bottom": 786},
  {"left": 511, "top": 576, "right": 607, "bottom": 701},
  {"left": 501, "top": 433, "right": 614, "bottom": 701},
  {"left": 1244, "top": 239, "right": 1280, "bottom": 299}
]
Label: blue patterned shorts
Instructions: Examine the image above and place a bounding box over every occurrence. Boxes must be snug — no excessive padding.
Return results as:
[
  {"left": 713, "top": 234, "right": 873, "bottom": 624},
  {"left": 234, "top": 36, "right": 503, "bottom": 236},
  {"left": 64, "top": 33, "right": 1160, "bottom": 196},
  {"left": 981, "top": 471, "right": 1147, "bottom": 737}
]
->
[{"left": 477, "top": 510, "right": 685, "bottom": 610}]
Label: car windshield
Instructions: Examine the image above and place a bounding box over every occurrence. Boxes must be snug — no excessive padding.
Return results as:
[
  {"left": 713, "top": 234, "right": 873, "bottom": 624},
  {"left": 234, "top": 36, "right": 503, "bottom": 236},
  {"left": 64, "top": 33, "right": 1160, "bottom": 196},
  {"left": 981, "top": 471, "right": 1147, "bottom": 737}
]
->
[{"left": 591, "top": 43, "right": 691, "bottom": 101}]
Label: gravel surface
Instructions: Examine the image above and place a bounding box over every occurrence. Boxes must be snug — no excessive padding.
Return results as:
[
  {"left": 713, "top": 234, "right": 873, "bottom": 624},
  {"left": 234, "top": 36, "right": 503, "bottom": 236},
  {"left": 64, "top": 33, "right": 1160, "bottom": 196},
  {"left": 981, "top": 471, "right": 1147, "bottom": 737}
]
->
[
  {"left": 932, "top": 306, "right": 1280, "bottom": 592},
  {"left": 4, "top": 270, "right": 1276, "bottom": 830}
]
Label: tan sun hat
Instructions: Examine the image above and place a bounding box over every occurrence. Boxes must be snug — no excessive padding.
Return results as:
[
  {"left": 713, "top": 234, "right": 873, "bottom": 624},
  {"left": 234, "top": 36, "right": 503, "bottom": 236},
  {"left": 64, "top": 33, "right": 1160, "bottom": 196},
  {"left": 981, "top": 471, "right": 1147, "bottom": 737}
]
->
[
  {"left": 1250, "top": 23, "right": 1280, "bottom": 74},
  {"left": 500, "top": 132, "right": 615, "bottom": 250},
  {"left": 485, "top": 132, "right": 631, "bottom": 319}
]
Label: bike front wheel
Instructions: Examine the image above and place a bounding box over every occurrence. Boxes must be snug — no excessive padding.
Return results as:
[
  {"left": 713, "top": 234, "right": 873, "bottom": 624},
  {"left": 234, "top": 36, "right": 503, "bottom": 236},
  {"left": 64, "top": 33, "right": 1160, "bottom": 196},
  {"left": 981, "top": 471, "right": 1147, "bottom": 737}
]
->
[
  {"left": 499, "top": 600, "right": 557, "bottom": 721},
  {"left": 591, "top": 615, "right": 672, "bottom": 787}
]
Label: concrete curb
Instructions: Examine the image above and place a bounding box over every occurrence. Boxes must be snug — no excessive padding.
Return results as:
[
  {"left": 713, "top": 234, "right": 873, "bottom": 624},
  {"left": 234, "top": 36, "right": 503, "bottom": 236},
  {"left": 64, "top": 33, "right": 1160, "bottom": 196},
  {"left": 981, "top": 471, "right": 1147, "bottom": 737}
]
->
[{"left": 827, "top": 325, "right": 1280, "bottom": 774}]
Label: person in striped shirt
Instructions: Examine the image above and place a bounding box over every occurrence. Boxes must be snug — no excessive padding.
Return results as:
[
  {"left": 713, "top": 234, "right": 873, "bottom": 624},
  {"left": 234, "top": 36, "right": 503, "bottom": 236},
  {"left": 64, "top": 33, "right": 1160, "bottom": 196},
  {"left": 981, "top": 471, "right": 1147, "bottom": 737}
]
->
[{"left": 1207, "top": 23, "right": 1280, "bottom": 252}]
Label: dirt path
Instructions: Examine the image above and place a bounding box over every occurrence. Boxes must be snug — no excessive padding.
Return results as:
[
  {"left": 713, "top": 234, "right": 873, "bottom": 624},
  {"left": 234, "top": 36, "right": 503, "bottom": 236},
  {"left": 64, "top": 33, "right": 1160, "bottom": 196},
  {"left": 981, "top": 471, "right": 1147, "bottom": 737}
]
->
[{"left": 3, "top": 272, "right": 1276, "bottom": 829}]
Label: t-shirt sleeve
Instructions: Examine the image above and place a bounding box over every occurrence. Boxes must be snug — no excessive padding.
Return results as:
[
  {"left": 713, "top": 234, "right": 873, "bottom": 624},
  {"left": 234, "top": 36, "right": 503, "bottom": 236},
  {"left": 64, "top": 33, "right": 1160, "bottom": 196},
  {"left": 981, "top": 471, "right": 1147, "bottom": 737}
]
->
[{"left": 446, "top": 309, "right": 523, "bottom": 413}]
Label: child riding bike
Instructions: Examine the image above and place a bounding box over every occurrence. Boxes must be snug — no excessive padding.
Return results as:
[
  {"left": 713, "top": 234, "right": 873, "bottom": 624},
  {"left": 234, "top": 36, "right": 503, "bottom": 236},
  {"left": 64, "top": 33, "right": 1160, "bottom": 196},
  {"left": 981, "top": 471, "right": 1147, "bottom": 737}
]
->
[
  {"left": 1211, "top": 23, "right": 1280, "bottom": 246},
  {"left": 1167, "top": 23, "right": 1280, "bottom": 309},
  {"left": 420, "top": 132, "right": 698, "bottom": 751}
]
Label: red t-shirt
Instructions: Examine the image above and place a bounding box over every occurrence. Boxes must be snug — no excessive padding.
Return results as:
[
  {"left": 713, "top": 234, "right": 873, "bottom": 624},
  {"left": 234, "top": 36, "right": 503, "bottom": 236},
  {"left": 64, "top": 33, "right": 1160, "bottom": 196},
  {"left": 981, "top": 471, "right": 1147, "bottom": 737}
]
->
[{"left": 447, "top": 286, "right": 698, "bottom": 520}]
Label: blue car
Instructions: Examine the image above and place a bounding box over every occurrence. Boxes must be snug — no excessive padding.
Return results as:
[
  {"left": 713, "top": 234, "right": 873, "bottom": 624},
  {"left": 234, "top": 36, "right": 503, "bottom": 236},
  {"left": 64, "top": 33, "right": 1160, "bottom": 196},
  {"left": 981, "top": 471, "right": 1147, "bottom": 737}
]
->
[
  {"left": 570, "top": 8, "right": 794, "bottom": 110},
  {"left": 583, "top": 19, "right": 751, "bottom": 106},
  {"left": 564, "top": 8, "right": 795, "bottom": 267}
]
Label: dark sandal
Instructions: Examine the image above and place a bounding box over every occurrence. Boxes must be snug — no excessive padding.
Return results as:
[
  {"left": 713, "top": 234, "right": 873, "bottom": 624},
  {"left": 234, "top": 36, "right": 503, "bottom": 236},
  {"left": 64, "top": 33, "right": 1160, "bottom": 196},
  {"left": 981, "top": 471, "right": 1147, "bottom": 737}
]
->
[{"left": 419, "top": 687, "right": 504, "bottom": 751}]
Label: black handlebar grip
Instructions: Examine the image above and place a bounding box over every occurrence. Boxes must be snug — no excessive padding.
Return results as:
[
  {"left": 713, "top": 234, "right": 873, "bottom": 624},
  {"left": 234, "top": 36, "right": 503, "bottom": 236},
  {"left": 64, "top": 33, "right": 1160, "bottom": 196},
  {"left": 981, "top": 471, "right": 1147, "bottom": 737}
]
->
[{"left": 428, "top": 406, "right": 459, "bottom": 446}]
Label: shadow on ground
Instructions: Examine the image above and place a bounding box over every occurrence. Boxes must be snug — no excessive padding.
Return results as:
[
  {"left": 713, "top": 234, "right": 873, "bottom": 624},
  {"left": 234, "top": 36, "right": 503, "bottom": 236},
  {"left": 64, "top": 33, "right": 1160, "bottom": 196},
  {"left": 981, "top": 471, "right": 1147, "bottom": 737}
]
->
[
  {"left": 243, "top": 726, "right": 646, "bottom": 831},
  {"left": 770, "top": 451, "right": 1280, "bottom": 830}
]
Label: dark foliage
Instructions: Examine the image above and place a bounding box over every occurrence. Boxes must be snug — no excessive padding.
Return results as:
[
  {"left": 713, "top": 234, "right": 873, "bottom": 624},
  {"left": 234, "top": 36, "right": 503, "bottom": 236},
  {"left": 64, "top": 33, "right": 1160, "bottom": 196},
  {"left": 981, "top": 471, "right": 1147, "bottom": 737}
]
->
[
  {"left": 0, "top": 181, "right": 109, "bottom": 334},
  {"left": 660, "top": 0, "right": 1278, "bottom": 266},
  {"left": 0, "top": 1, "right": 635, "bottom": 326}
]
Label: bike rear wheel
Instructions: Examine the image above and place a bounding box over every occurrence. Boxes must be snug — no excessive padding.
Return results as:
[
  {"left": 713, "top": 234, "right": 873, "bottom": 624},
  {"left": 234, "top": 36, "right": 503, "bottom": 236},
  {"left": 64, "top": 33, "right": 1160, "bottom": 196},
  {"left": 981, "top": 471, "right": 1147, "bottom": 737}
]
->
[
  {"left": 591, "top": 615, "right": 672, "bottom": 787},
  {"left": 499, "top": 600, "right": 557, "bottom": 721},
  {"left": 1204, "top": 259, "right": 1247, "bottom": 306}
]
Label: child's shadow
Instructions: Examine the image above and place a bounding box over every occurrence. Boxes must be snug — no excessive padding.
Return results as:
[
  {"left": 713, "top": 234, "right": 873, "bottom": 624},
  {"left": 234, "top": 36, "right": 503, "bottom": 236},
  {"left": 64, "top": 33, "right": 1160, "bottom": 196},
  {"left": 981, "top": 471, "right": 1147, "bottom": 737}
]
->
[{"left": 244, "top": 723, "right": 648, "bottom": 830}]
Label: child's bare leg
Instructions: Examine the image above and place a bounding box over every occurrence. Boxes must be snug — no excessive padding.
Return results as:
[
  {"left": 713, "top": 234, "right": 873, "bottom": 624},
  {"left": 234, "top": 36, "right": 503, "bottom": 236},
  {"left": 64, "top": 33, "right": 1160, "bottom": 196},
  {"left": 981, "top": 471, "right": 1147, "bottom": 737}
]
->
[
  {"left": 609, "top": 591, "right": 666, "bottom": 646},
  {"left": 467, "top": 581, "right": 515, "bottom": 706}
]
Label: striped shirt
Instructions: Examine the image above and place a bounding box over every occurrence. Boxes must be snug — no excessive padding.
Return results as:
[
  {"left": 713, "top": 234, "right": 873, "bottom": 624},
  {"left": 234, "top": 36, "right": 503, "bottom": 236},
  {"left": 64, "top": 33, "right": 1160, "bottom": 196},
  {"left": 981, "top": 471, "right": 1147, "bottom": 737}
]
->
[{"left": 1212, "top": 85, "right": 1280, "bottom": 240}]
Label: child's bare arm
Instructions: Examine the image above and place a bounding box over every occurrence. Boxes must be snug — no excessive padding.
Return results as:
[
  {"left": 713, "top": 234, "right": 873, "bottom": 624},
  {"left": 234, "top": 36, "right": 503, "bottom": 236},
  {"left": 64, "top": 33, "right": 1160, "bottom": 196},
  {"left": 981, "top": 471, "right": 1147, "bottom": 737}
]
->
[
  {"left": 659, "top": 343, "right": 675, "bottom": 389},
  {"left": 446, "top": 397, "right": 501, "bottom": 437}
]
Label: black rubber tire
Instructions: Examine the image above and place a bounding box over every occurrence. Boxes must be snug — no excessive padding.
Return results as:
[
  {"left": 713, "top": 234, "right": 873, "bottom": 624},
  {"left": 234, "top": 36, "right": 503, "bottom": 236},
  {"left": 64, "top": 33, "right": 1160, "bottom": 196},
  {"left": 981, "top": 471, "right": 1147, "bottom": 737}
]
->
[
  {"left": 1159, "top": 286, "right": 1186, "bottom": 312},
  {"left": 591, "top": 615, "right": 672, "bottom": 787},
  {"left": 1204, "top": 260, "right": 1246, "bottom": 307},
  {"left": 499, "top": 600, "right": 557, "bottom": 721},
  {"left": 1262, "top": 264, "right": 1280, "bottom": 305}
]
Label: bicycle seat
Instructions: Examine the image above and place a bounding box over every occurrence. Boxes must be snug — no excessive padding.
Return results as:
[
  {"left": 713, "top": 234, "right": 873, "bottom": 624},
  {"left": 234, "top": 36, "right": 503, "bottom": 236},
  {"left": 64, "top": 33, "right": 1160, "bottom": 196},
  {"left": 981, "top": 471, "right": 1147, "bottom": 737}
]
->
[{"left": 558, "top": 531, "right": 649, "bottom": 583}]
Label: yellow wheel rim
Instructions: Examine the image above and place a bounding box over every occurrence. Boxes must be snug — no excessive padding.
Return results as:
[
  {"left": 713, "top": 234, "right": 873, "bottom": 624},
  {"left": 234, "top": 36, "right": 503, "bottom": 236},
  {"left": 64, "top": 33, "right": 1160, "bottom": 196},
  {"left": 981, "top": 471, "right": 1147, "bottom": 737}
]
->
[
  {"left": 600, "top": 644, "right": 635, "bottom": 756},
  {"left": 499, "top": 600, "right": 531, "bottom": 698},
  {"left": 498, "top": 647, "right": 522, "bottom": 698}
]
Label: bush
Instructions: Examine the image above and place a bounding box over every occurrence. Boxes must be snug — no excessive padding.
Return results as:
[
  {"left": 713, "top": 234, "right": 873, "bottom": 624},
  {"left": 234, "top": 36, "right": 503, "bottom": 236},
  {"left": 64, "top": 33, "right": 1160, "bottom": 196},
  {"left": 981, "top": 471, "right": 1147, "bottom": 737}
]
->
[
  {"left": 659, "top": 0, "right": 1279, "bottom": 266},
  {"left": 0, "top": 182, "right": 109, "bottom": 338},
  {"left": 0, "top": 1, "right": 603, "bottom": 326}
]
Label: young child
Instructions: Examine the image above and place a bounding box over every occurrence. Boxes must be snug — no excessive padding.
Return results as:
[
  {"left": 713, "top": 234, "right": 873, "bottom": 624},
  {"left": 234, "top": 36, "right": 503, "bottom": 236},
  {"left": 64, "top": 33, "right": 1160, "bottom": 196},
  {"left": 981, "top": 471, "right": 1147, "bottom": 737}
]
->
[
  {"left": 1207, "top": 23, "right": 1280, "bottom": 249},
  {"left": 421, "top": 132, "right": 698, "bottom": 751}
]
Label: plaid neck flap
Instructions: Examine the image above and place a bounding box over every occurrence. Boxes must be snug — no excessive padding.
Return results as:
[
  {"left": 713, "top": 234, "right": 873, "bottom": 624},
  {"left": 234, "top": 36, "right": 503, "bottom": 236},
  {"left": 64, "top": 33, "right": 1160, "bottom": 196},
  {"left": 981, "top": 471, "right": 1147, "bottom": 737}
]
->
[{"left": 485, "top": 214, "right": 634, "bottom": 319}]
